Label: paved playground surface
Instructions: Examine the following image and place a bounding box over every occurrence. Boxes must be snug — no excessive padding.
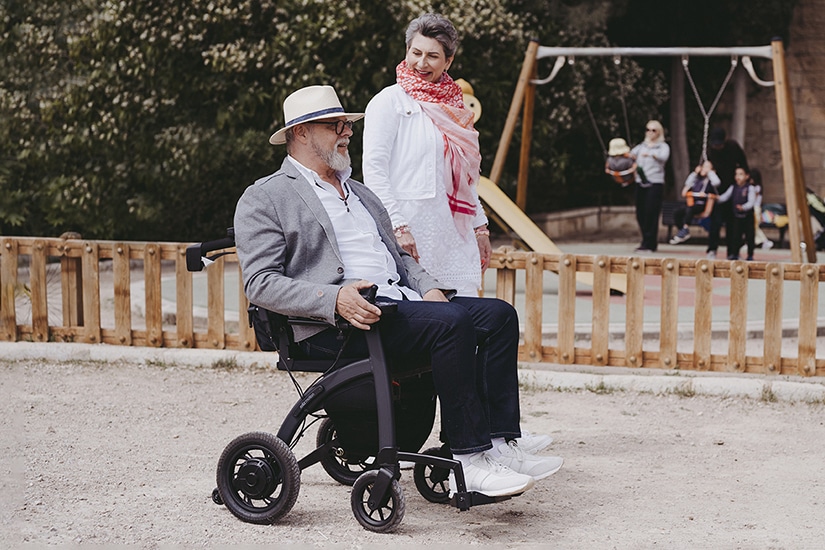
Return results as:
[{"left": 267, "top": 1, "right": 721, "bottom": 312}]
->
[{"left": 3, "top": 350, "right": 824, "bottom": 548}]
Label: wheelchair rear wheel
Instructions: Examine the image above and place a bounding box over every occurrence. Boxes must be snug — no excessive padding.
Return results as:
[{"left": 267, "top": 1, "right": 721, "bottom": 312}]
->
[
  {"left": 316, "top": 417, "right": 374, "bottom": 486},
  {"left": 350, "top": 470, "right": 405, "bottom": 533},
  {"left": 216, "top": 431, "right": 300, "bottom": 524},
  {"left": 413, "top": 445, "right": 452, "bottom": 503}
]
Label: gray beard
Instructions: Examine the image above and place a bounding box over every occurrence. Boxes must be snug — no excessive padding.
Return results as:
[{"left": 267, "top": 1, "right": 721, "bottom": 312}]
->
[{"left": 312, "top": 139, "right": 351, "bottom": 172}]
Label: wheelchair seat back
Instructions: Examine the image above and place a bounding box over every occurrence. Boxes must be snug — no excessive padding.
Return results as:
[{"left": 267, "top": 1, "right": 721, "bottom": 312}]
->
[{"left": 248, "top": 305, "right": 362, "bottom": 373}]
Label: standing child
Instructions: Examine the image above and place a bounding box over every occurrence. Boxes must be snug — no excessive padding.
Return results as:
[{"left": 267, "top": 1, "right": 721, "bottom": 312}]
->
[
  {"left": 669, "top": 160, "right": 720, "bottom": 244},
  {"left": 718, "top": 166, "right": 757, "bottom": 260}
]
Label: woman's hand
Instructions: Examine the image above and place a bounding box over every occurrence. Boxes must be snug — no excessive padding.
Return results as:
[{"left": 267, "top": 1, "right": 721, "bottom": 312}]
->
[
  {"left": 477, "top": 234, "right": 492, "bottom": 274},
  {"left": 395, "top": 229, "right": 420, "bottom": 262},
  {"left": 475, "top": 225, "right": 492, "bottom": 274}
]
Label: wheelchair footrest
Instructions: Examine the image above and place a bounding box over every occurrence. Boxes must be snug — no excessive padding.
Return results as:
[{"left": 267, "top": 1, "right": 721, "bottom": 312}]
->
[{"left": 451, "top": 490, "right": 520, "bottom": 511}]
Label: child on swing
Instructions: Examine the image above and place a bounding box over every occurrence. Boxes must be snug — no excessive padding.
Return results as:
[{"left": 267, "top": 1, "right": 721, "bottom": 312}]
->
[
  {"left": 604, "top": 138, "right": 637, "bottom": 187},
  {"left": 669, "top": 160, "right": 720, "bottom": 244}
]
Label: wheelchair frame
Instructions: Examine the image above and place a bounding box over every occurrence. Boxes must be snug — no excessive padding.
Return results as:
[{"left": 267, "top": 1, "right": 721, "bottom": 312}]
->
[{"left": 188, "top": 230, "right": 517, "bottom": 532}]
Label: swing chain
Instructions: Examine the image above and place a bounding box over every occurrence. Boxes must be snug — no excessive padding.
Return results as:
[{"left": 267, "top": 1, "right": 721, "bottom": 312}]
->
[
  {"left": 613, "top": 55, "right": 633, "bottom": 144},
  {"left": 572, "top": 55, "right": 634, "bottom": 157},
  {"left": 682, "top": 55, "right": 739, "bottom": 161}
]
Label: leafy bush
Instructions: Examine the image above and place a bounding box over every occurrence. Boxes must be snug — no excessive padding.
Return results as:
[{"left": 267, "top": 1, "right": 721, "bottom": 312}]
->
[{"left": 0, "top": 0, "right": 795, "bottom": 240}]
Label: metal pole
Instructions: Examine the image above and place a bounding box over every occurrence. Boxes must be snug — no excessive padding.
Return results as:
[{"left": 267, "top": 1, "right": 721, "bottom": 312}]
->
[{"left": 535, "top": 45, "right": 774, "bottom": 60}]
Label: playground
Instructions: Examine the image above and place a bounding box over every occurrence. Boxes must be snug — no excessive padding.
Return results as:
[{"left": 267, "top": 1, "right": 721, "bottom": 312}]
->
[{"left": 4, "top": 7, "right": 825, "bottom": 544}]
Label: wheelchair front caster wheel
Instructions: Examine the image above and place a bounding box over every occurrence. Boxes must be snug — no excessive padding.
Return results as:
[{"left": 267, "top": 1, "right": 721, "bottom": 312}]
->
[
  {"left": 216, "top": 431, "right": 301, "bottom": 524},
  {"left": 350, "top": 470, "right": 405, "bottom": 533},
  {"left": 413, "top": 445, "right": 452, "bottom": 504},
  {"left": 211, "top": 487, "right": 223, "bottom": 505}
]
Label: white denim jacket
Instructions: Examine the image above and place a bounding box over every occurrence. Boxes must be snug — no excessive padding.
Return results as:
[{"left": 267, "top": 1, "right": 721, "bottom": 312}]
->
[{"left": 362, "top": 84, "right": 487, "bottom": 230}]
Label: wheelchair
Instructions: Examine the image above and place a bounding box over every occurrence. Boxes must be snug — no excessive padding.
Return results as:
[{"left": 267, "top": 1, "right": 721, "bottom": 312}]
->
[{"left": 187, "top": 230, "right": 522, "bottom": 532}]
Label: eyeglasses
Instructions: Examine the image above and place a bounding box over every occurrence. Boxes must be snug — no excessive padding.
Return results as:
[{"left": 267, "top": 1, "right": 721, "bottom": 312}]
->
[
  {"left": 306, "top": 120, "right": 354, "bottom": 135},
  {"left": 646, "top": 128, "right": 658, "bottom": 133}
]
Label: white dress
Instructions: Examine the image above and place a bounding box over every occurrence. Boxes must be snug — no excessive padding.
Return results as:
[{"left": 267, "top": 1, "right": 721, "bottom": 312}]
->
[{"left": 403, "top": 169, "right": 482, "bottom": 296}]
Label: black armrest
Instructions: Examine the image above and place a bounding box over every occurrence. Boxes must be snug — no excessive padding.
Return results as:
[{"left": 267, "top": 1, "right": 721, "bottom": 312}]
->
[{"left": 185, "top": 228, "right": 236, "bottom": 272}]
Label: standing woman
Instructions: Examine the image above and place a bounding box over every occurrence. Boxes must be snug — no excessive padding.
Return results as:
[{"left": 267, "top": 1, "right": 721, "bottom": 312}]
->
[
  {"left": 362, "top": 13, "right": 490, "bottom": 296},
  {"left": 630, "top": 120, "right": 670, "bottom": 253}
]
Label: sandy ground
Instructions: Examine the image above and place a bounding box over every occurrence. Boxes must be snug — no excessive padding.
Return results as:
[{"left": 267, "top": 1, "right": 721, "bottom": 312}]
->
[{"left": 3, "top": 357, "right": 825, "bottom": 548}]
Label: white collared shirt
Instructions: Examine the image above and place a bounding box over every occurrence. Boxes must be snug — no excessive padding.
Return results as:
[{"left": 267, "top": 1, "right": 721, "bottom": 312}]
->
[{"left": 287, "top": 156, "right": 421, "bottom": 301}]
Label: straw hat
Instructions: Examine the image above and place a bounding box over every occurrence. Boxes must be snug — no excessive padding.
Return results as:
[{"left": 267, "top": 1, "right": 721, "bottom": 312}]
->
[
  {"left": 269, "top": 85, "right": 364, "bottom": 145},
  {"left": 607, "top": 137, "right": 631, "bottom": 156}
]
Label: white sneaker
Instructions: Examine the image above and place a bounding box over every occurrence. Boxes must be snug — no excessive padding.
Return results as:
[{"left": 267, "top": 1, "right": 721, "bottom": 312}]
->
[
  {"left": 707, "top": 251, "right": 716, "bottom": 259},
  {"left": 449, "top": 452, "right": 535, "bottom": 497},
  {"left": 763, "top": 240, "right": 774, "bottom": 250},
  {"left": 495, "top": 440, "right": 564, "bottom": 481},
  {"left": 516, "top": 431, "right": 554, "bottom": 454}
]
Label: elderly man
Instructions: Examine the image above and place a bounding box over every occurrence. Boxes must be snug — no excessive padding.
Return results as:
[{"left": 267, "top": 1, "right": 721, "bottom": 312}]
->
[{"left": 233, "top": 85, "right": 562, "bottom": 497}]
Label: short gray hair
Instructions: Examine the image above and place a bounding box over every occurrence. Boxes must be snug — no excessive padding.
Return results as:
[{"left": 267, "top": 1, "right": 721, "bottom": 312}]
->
[{"left": 405, "top": 13, "right": 459, "bottom": 59}]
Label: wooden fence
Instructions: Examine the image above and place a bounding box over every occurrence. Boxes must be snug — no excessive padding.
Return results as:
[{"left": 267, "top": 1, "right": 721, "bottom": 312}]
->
[{"left": 1, "top": 236, "right": 823, "bottom": 377}]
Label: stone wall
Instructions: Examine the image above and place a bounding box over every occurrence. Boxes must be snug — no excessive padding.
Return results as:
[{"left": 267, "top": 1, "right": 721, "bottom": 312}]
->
[
  {"left": 741, "top": 0, "right": 825, "bottom": 204},
  {"left": 530, "top": 206, "right": 638, "bottom": 241}
]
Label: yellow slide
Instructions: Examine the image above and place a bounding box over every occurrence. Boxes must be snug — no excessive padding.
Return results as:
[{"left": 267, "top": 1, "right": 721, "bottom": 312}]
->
[{"left": 478, "top": 176, "right": 627, "bottom": 294}]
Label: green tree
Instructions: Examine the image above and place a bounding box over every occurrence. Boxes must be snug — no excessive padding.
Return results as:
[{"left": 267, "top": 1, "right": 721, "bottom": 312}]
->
[{"left": 0, "top": 0, "right": 794, "bottom": 240}]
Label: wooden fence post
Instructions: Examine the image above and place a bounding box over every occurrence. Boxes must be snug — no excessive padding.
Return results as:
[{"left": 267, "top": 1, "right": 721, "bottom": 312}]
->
[
  {"left": 557, "top": 254, "right": 576, "bottom": 364},
  {"left": 523, "top": 252, "right": 543, "bottom": 361},
  {"left": 591, "top": 255, "right": 611, "bottom": 366},
  {"left": 763, "top": 263, "right": 784, "bottom": 374},
  {"left": 175, "top": 245, "right": 194, "bottom": 348},
  {"left": 30, "top": 239, "right": 49, "bottom": 342},
  {"left": 728, "top": 261, "right": 748, "bottom": 372},
  {"left": 113, "top": 243, "right": 132, "bottom": 346},
  {"left": 659, "top": 258, "right": 679, "bottom": 369},
  {"left": 60, "top": 236, "right": 84, "bottom": 327},
  {"left": 694, "top": 260, "right": 713, "bottom": 371},
  {"left": 798, "top": 264, "right": 819, "bottom": 375},
  {"left": 81, "top": 241, "right": 101, "bottom": 344},
  {"left": 207, "top": 255, "right": 226, "bottom": 349},
  {"left": 144, "top": 244, "right": 163, "bottom": 347},
  {"left": 0, "top": 238, "right": 18, "bottom": 340}
]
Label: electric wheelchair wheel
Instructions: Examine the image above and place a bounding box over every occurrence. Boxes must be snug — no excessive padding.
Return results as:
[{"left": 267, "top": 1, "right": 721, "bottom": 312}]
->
[
  {"left": 216, "top": 431, "right": 300, "bottom": 524},
  {"left": 316, "top": 417, "right": 374, "bottom": 486},
  {"left": 350, "top": 470, "right": 406, "bottom": 533},
  {"left": 413, "top": 445, "right": 452, "bottom": 504},
  {"left": 211, "top": 487, "right": 223, "bottom": 505}
]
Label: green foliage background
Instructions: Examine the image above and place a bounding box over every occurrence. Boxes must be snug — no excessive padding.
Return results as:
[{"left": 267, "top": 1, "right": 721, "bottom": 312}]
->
[{"left": 0, "top": 0, "right": 796, "bottom": 241}]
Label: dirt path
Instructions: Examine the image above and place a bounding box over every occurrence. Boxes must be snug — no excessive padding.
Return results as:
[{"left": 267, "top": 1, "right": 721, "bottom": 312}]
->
[{"left": 3, "top": 358, "right": 824, "bottom": 548}]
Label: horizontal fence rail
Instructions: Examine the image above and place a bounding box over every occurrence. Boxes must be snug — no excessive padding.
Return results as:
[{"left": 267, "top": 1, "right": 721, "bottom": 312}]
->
[
  {"left": 0, "top": 236, "right": 255, "bottom": 351},
  {"left": 1, "top": 236, "right": 823, "bottom": 377}
]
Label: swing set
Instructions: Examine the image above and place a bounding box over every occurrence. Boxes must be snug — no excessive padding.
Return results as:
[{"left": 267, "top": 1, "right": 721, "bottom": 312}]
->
[{"left": 487, "top": 39, "right": 815, "bottom": 263}]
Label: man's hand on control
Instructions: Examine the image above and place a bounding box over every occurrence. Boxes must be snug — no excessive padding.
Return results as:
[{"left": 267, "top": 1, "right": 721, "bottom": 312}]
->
[{"left": 336, "top": 281, "right": 382, "bottom": 330}]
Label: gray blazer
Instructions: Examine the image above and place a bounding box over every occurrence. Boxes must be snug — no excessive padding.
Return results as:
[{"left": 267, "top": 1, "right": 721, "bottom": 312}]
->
[{"left": 234, "top": 158, "right": 449, "bottom": 341}]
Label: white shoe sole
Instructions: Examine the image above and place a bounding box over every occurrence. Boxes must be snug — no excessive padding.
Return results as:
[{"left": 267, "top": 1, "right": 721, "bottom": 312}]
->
[
  {"left": 531, "top": 457, "right": 564, "bottom": 481},
  {"left": 449, "top": 472, "right": 536, "bottom": 498}
]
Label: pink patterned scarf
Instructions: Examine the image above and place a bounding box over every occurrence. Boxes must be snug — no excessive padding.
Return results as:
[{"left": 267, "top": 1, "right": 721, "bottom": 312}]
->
[{"left": 396, "top": 61, "right": 482, "bottom": 236}]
